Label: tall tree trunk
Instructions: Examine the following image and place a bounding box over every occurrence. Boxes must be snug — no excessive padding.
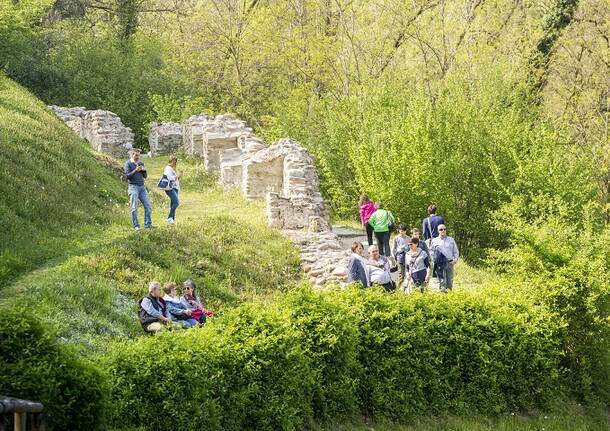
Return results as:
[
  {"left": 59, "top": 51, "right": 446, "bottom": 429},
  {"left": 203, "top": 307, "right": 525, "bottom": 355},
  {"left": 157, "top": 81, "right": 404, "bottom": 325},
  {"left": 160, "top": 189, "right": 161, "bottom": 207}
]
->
[{"left": 526, "top": 0, "right": 579, "bottom": 102}]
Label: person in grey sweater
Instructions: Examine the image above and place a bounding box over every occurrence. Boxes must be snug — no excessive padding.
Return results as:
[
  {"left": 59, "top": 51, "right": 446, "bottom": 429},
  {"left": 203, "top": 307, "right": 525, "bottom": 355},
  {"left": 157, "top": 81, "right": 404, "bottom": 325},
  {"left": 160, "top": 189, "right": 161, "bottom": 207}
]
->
[{"left": 392, "top": 223, "right": 410, "bottom": 287}]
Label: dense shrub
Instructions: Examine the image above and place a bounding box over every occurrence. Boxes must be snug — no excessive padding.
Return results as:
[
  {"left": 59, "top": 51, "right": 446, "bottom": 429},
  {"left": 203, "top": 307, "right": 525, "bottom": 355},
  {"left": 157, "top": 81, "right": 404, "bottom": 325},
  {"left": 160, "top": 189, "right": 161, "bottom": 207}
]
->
[
  {"left": 0, "top": 307, "right": 107, "bottom": 430},
  {"left": 489, "top": 204, "right": 610, "bottom": 402},
  {"left": 104, "top": 286, "right": 563, "bottom": 430},
  {"left": 271, "top": 79, "right": 598, "bottom": 263}
]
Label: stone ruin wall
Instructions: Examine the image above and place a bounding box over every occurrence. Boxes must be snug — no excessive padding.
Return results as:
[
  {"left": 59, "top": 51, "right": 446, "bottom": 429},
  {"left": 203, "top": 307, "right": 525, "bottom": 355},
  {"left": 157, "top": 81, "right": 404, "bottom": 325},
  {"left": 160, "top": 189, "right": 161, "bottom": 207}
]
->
[
  {"left": 49, "top": 105, "right": 348, "bottom": 287},
  {"left": 180, "top": 114, "right": 349, "bottom": 287},
  {"left": 149, "top": 122, "right": 182, "bottom": 155},
  {"left": 49, "top": 106, "right": 133, "bottom": 158}
]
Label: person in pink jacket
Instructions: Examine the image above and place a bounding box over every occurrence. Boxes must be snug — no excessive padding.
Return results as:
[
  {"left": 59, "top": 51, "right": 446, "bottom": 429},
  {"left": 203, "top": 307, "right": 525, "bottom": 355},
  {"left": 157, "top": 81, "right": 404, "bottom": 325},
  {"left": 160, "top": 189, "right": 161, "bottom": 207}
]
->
[{"left": 359, "top": 194, "right": 378, "bottom": 246}]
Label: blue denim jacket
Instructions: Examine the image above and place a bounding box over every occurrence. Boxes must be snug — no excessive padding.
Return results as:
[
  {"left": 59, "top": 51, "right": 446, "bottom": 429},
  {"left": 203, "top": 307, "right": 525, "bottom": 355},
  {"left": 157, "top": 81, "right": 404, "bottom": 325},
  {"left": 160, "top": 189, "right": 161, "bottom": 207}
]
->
[{"left": 163, "top": 296, "right": 190, "bottom": 321}]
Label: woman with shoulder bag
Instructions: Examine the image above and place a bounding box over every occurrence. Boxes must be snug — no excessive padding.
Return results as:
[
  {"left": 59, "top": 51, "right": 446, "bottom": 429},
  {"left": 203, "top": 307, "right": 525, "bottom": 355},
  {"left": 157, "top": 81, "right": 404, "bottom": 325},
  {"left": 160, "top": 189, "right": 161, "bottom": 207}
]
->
[{"left": 163, "top": 156, "right": 181, "bottom": 224}]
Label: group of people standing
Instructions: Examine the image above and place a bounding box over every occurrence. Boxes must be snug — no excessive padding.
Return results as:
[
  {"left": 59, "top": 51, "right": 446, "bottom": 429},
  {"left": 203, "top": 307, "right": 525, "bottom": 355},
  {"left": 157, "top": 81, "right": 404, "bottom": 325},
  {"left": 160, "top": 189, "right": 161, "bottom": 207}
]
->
[
  {"left": 139, "top": 279, "right": 213, "bottom": 333},
  {"left": 348, "top": 196, "right": 459, "bottom": 293},
  {"left": 124, "top": 148, "right": 182, "bottom": 230}
]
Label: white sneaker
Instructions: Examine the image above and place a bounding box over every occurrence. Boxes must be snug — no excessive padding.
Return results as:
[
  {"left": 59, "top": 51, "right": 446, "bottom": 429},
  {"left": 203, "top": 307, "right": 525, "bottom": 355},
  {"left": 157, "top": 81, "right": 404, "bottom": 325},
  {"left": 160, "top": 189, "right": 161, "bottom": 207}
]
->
[
  {"left": 134, "top": 226, "right": 141, "bottom": 231},
  {"left": 167, "top": 218, "right": 175, "bottom": 225}
]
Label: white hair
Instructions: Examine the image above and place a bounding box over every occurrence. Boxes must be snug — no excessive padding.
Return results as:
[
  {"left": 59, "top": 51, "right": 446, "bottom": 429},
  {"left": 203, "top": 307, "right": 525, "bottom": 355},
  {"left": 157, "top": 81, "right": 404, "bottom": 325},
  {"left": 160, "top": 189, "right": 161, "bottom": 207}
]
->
[{"left": 148, "top": 281, "right": 161, "bottom": 293}]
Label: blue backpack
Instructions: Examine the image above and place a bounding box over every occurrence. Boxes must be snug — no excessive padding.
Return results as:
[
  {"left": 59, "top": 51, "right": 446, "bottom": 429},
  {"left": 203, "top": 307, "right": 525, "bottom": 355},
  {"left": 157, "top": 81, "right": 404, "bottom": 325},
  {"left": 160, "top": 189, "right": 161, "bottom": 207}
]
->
[{"left": 432, "top": 248, "right": 448, "bottom": 270}]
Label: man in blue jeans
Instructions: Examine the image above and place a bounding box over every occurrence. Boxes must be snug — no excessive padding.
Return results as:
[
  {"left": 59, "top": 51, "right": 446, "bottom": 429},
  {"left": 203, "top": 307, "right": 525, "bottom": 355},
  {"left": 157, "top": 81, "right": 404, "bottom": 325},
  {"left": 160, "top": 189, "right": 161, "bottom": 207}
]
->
[{"left": 124, "top": 149, "right": 154, "bottom": 230}]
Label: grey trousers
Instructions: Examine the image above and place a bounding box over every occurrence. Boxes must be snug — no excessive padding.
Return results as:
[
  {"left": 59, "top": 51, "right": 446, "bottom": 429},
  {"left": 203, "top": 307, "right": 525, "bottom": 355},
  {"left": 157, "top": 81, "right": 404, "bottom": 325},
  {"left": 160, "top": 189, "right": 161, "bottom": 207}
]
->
[{"left": 438, "top": 262, "right": 455, "bottom": 292}]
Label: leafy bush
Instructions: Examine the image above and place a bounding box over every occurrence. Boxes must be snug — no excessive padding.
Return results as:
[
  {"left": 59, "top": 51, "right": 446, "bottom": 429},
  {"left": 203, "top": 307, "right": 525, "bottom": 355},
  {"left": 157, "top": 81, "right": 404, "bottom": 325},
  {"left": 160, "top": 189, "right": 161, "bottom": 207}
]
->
[
  {"left": 489, "top": 204, "right": 610, "bottom": 402},
  {"left": 0, "top": 307, "right": 107, "bottom": 430},
  {"left": 271, "top": 78, "right": 598, "bottom": 263},
  {"left": 104, "top": 286, "right": 563, "bottom": 430}
]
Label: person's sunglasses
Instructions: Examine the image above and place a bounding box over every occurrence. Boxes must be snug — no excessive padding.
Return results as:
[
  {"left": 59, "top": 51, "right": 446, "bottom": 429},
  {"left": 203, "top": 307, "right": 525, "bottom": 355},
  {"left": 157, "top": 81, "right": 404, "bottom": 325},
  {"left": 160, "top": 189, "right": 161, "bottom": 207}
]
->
[{"left": 439, "top": 228, "right": 446, "bottom": 231}]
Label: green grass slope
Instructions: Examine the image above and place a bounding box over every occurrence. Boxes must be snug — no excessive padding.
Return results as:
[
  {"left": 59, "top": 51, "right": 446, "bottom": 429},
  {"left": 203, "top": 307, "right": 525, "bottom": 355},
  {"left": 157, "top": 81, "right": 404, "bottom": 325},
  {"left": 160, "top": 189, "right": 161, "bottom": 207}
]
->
[
  {"left": 0, "top": 156, "right": 301, "bottom": 351},
  {"left": 0, "top": 74, "right": 125, "bottom": 283}
]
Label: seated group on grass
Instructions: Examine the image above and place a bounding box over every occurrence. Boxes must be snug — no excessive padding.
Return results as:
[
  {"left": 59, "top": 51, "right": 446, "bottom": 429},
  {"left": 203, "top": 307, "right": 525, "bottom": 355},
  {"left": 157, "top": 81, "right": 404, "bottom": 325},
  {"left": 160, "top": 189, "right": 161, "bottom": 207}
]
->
[{"left": 139, "top": 279, "right": 213, "bottom": 333}]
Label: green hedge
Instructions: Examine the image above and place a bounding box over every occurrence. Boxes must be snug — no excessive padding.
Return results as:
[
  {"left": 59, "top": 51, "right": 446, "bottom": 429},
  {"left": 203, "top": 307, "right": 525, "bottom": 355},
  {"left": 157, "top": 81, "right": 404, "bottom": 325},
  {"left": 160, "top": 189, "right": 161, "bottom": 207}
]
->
[
  {"left": 104, "top": 286, "right": 563, "bottom": 430},
  {"left": 0, "top": 307, "right": 107, "bottom": 430}
]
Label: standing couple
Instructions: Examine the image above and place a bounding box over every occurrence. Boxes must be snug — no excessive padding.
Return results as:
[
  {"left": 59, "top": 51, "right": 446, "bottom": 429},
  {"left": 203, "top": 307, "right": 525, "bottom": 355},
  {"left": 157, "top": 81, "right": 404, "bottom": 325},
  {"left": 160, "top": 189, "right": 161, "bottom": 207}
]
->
[{"left": 124, "top": 149, "right": 182, "bottom": 230}]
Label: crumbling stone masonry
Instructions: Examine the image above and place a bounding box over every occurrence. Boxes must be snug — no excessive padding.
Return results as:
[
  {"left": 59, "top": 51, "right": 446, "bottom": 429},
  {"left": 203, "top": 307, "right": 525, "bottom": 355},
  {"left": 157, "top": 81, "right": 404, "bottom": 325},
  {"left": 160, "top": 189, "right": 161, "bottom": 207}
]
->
[
  {"left": 149, "top": 122, "right": 182, "bottom": 155},
  {"left": 177, "top": 114, "right": 349, "bottom": 287},
  {"left": 49, "top": 106, "right": 133, "bottom": 157}
]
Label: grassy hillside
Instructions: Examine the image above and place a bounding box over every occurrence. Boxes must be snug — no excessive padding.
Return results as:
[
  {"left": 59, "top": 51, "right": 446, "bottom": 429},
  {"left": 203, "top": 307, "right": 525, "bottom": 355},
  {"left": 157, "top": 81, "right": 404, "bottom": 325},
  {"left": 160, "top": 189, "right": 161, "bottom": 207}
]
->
[
  {"left": 0, "top": 74, "right": 125, "bottom": 283},
  {"left": 0, "top": 155, "right": 300, "bottom": 351}
]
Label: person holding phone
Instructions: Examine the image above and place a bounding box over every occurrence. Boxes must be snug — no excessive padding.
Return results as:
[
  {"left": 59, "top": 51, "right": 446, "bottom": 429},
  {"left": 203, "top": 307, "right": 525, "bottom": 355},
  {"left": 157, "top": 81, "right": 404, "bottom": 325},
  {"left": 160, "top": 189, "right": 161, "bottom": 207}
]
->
[
  {"left": 163, "top": 156, "right": 181, "bottom": 224},
  {"left": 124, "top": 148, "right": 153, "bottom": 230}
]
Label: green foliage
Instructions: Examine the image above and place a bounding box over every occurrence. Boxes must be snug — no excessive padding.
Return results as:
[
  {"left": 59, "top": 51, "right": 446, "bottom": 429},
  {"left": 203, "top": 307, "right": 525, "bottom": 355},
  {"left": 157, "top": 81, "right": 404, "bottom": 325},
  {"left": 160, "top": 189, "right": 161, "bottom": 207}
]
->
[
  {"left": 489, "top": 204, "right": 610, "bottom": 402},
  {"left": 104, "top": 286, "right": 563, "bottom": 430},
  {"left": 273, "top": 78, "right": 598, "bottom": 262},
  {"left": 0, "top": 0, "right": 53, "bottom": 85},
  {"left": 41, "top": 27, "right": 174, "bottom": 147},
  {"left": 0, "top": 74, "right": 125, "bottom": 283},
  {"left": 0, "top": 307, "right": 107, "bottom": 430}
]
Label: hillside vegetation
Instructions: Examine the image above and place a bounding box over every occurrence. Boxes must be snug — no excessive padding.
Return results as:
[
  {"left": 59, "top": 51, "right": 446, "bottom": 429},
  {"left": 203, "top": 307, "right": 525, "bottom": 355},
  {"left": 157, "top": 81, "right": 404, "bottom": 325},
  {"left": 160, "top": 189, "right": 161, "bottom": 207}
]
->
[{"left": 0, "top": 73, "right": 125, "bottom": 283}]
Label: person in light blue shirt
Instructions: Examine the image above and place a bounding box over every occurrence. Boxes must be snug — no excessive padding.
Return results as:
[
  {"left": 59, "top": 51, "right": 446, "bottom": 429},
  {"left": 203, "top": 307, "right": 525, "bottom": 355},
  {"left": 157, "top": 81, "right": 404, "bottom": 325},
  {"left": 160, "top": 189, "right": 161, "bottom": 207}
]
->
[
  {"left": 162, "top": 282, "right": 198, "bottom": 329},
  {"left": 430, "top": 224, "right": 459, "bottom": 292}
]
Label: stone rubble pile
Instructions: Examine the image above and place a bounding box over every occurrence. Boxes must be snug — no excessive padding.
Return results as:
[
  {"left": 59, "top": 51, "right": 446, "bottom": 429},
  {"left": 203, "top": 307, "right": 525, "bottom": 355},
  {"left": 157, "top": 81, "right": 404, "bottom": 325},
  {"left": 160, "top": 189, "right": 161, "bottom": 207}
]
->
[
  {"left": 49, "top": 106, "right": 133, "bottom": 157},
  {"left": 149, "top": 122, "right": 182, "bottom": 155}
]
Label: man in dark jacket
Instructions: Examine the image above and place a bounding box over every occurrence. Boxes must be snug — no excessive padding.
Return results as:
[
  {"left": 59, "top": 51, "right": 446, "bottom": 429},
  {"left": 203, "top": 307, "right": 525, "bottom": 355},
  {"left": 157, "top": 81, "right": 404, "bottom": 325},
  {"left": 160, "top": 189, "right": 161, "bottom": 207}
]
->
[
  {"left": 347, "top": 241, "right": 369, "bottom": 287},
  {"left": 139, "top": 281, "right": 173, "bottom": 333},
  {"left": 125, "top": 148, "right": 153, "bottom": 230},
  {"left": 421, "top": 204, "right": 446, "bottom": 244}
]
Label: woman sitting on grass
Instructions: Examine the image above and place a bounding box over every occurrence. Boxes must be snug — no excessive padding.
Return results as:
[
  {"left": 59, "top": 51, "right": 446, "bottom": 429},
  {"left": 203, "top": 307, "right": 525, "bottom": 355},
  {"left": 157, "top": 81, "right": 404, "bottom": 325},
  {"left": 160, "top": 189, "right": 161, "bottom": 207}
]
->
[
  {"left": 180, "top": 279, "right": 213, "bottom": 324},
  {"left": 163, "top": 282, "right": 199, "bottom": 328}
]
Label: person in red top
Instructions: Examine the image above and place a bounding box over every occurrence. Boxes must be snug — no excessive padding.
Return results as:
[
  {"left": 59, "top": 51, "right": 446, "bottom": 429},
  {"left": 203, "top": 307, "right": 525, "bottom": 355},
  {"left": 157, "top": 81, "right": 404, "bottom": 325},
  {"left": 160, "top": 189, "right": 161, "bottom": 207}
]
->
[{"left": 359, "top": 194, "right": 378, "bottom": 246}]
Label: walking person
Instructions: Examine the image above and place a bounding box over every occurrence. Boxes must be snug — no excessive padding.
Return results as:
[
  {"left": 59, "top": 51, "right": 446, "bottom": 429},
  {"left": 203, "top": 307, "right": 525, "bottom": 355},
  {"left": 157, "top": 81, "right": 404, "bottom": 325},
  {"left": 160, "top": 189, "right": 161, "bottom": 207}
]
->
[
  {"left": 124, "top": 148, "right": 153, "bottom": 230},
  {"left": 359, "top": 195, "right": 378, "bottom": 246},
  {"left": 367, "top": 245, "right": 397, "bottom": 292},
  {"left": 367, "top": 203, "right": 396, "bottom": 257},
  {"left": 392, "top": 224, "right": 410, "bottom": 288},
  {"left": 404, "top": 237, "right": 430, "bottom": 294},
  {"left": 163, "top": 156, "right": 181, "bottom": 224},
  {"left": 430, "top": 224, "right": 459, "bottom": 292},
  {"left": 347, "top": 241, "right": 369, "bottom": 288},
  {"left": 421, "top": 204, "right": 446, "bottom": 248}
]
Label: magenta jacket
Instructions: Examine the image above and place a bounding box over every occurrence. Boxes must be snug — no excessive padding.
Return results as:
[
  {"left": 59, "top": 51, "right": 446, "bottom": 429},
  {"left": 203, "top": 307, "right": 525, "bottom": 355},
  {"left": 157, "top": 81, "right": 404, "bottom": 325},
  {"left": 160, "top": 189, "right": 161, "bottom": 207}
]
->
[{"left": 359, "top": 202, "right": 378, "bottom": 226}]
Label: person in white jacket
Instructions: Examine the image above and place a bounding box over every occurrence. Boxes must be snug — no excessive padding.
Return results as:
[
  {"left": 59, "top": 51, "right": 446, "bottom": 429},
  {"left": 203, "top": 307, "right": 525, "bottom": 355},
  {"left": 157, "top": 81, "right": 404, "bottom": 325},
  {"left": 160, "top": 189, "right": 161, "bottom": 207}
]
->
[{"left": 163, "top": 156, "right": 181, "bottom": 224}]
